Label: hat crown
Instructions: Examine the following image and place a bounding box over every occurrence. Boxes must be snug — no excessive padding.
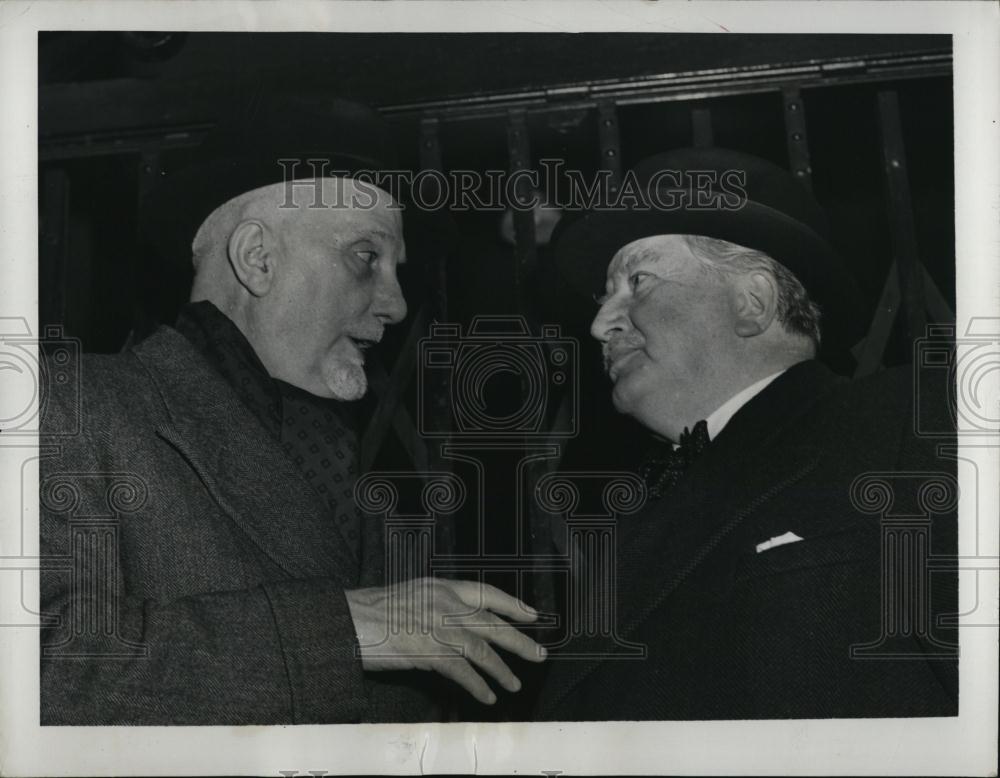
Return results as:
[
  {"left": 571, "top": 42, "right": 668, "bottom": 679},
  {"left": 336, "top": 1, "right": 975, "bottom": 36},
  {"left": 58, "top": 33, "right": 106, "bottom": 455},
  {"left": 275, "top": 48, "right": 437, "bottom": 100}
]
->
[
  {"left": 198, "top": 94, "right": 397, "bottom": 170},
  {"left": 552, "top": 145, "right": 863, "bottom": 348},
  {"left": 137, "top": 93, "right": 411, "bottom": 287},
  {"left": 630, "top": 147, "right": 830, "bottom": 239}
]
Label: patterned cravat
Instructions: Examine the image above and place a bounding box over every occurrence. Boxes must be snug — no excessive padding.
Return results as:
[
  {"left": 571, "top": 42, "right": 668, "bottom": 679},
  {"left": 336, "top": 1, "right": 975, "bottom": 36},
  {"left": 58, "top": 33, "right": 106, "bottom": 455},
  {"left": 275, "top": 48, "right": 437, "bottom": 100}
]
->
[
  {"left": 175, "top": 301, "right": 363, "bottom": 560},
  {"left": 275, "top": 380, "right": 363, "bottom": 551},
  {"left": 639, "top": 419, "right": 711, "bottom": 499}
]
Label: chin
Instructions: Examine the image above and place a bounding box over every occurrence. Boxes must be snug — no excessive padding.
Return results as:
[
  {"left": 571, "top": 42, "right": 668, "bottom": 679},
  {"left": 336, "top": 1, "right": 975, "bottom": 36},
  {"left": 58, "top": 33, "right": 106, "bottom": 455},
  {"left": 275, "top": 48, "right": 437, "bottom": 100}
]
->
[
  {"left": 610, "top": 377, "right": 639, "bottom": 416},
  {"left": 321, "top": 360, "right": 368, "bottom": 402}
]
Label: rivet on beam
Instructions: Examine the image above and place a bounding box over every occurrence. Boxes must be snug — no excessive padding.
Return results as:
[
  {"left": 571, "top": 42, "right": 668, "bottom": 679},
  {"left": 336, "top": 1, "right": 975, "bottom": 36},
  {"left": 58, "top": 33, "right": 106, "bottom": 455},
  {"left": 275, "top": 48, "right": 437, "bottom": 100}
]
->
[
  {"left": 782, "top": 87, "right": 813, "bottom": 190},
  {"left": 597, "top": 101, "right": 623, "bottom": 196}
]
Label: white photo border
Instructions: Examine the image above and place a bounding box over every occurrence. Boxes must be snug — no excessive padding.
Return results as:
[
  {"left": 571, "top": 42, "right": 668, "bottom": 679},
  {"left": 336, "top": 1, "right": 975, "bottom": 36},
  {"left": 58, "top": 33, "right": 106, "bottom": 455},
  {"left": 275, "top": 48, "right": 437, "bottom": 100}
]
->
[{"left": 1, "top": 2, "right": 997, "bottom": 776}]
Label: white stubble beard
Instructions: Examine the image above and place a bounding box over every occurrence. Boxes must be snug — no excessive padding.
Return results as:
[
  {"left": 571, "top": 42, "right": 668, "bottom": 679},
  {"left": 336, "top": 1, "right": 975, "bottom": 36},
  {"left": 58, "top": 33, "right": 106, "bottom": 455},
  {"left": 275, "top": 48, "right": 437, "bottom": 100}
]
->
[{"left": 320, "top": 350, "right": 368, "bottom": 401}]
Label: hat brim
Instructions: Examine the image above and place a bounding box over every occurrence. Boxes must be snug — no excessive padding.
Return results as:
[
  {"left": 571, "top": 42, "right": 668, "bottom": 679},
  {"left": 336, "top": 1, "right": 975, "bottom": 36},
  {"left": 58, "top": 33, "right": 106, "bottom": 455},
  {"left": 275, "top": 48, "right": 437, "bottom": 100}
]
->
[{"left": 554, "top": 201, "right": 865, "bottom": 349}]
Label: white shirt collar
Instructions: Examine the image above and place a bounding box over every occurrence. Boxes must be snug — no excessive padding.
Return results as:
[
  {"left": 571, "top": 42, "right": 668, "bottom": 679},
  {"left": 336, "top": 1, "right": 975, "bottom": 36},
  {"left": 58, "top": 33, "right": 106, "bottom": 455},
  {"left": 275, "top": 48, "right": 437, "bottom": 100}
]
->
[
  {"left": 703, "top": 368, "right": 787, "bottom": 442},
  {"left": 666, "top": 368, "right": 789, "bottom": 448}
]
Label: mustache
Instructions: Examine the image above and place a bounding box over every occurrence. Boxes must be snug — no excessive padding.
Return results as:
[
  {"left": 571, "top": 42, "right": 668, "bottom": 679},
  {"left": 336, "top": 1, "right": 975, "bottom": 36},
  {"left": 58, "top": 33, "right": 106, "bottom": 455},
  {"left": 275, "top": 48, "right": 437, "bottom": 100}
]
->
[
  {"left": 602, "top": 336, "right": 644, "bottom": 373},
  {"left": 347, "top": 324, "right": 385, "bottom": 346}
]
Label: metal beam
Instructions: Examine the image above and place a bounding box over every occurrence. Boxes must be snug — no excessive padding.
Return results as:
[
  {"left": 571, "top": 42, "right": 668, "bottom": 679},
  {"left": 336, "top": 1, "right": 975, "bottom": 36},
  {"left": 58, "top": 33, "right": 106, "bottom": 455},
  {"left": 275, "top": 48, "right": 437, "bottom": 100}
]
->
[
  {"left": 691, "top": 107, "right": 714, "bottom": 148},
  {"left": 379, "top": 50, "right": 950, "bottom": 119},
  {"left": 854, "top": 260, "right": 902, "bottom": 378},
  {"left": 38, "top": 50, "right": 951, "bottom": 161},
  {"left": 782, "top": 87, "right": 813, "bottom": 189},
  {"left": 853, "top": 260, "right": 955, "bottom": 377},
  {"left": 419, "top": 117, "right": 448, "bottom": 323},
  {"left": 417, "top": 115, "right": 457, "bottom": 557},
  {"left": 878, "top": 90, "right": 926, "bottom": 347},
  {"left": 597, "top": 101, "right": 623, "bottom": 195},
  {"left": 922, "top": 267, "right": 955, "bottom": 325},
  {"left": 506, "top": 109, "right": 537, "bottom": 285}
]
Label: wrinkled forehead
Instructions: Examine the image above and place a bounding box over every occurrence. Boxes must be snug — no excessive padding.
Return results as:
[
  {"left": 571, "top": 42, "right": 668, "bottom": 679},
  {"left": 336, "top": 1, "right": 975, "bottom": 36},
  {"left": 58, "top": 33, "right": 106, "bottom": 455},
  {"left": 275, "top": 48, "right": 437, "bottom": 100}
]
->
[
  {"left": 606, "top": 234, "right": 688, "bottom": 279},
  {"left": 293, "top": 177, "right": 401, "bottom": 215},
  {"left": 286, "top": 177, "right": 404, "bottom": 237}
]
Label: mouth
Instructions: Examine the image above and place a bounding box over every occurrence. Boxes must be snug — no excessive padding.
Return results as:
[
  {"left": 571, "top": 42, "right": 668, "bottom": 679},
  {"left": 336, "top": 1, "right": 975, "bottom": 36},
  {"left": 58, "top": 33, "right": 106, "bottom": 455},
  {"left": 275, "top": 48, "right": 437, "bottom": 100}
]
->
[
  {"left": 346, "top": 335, "right": 381, "bottom": 360},
  {"left": 605, "top": 347, "right": 641, "bottom": 381},
  {"left": 349, "top": 336, "right": 379, "bottom": 350}
]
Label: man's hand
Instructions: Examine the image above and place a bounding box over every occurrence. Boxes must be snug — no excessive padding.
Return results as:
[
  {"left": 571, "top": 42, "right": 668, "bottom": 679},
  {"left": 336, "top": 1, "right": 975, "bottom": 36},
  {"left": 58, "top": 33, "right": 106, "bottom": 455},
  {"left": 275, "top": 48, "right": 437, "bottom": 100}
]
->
[{"left": 345, "top": 577, "right": 547, "bottom": 705}]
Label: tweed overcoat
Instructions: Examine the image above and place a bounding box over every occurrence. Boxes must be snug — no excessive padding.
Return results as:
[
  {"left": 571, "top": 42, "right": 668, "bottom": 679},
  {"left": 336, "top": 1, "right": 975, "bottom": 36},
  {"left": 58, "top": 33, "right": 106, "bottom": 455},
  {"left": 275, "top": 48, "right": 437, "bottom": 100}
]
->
[{"left": 39, "top": 326, "right": 431, "bottom": 724}]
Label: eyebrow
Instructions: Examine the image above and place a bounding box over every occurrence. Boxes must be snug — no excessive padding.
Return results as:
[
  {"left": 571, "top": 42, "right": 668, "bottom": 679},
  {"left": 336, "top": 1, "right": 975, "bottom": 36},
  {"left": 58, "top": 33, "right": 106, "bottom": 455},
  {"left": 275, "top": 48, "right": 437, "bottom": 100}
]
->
[
  {"left": 625, "top": 247, "right": 662, "bottom": 269},
  {"left": 610, "top": 252, "right": 646, "bottom": 278},
  {"left": 356, "top": 228, "right": 394, "bottom": 243}
]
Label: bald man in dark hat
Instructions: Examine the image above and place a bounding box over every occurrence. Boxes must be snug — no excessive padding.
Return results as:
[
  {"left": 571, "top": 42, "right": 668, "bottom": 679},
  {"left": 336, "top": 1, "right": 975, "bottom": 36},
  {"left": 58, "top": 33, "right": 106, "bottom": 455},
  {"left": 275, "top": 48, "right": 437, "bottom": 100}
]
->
[
  {"left": 537, "top": 147, "right": 957, "bottom": 720},
  {"left": 39, "top": 98, "right": 544, "bottom": 725}
]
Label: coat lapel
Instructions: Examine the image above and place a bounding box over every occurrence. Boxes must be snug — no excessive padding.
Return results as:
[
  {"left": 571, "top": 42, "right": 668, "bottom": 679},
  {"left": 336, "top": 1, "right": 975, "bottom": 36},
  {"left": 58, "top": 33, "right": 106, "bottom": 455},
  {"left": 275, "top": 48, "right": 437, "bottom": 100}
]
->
[
  {"left": 542, "top": 360, "right": 843, "bottom": 716},
  {"left": 134, "top": 326, "right": 360, "bottom": 584}
]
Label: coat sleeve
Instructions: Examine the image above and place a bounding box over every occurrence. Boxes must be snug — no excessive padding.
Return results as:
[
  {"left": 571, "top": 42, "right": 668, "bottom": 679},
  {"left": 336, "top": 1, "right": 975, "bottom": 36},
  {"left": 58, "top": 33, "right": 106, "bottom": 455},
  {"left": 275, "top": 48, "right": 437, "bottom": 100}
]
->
[{"left": 39, "top": 375, "right": 368, "bottom": 725}]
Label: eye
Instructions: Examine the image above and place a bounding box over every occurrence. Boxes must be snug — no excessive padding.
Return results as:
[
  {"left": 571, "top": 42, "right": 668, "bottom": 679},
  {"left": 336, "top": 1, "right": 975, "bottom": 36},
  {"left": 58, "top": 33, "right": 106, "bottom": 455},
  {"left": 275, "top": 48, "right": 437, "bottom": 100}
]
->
[
  {"left": 355, "top": 249, "right": 378, "bottom": 264},
  {"left": 629, "top": 271, "right": 652, "bottom": 290}
]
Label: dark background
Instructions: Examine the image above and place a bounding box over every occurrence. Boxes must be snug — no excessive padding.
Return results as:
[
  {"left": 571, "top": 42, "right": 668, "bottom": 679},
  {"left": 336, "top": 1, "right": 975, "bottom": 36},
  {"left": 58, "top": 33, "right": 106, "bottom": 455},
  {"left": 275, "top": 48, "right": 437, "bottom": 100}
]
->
[
  {"left": 38, "top": 32, "right": 956, "bottom": 720},
  {"left": 39, "top": 32, "right": 954, "bottom": 355}
]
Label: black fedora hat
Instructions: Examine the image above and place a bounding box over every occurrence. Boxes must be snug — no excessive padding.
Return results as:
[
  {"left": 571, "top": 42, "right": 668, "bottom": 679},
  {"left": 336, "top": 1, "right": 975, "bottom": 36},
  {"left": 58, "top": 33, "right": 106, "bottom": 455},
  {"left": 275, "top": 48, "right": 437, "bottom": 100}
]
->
[
  {"left": 554, "top": 146, "right": 863, "bottom": 348},
  {"left": 139, "top": 92, "right": 454, "bottom": 272}
]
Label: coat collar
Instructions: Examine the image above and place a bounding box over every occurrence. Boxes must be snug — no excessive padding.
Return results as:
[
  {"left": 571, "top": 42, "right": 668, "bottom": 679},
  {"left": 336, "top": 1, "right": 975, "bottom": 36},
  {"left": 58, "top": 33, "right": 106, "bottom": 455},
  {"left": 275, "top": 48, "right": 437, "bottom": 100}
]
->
[
  {"left": 540, "top": 360, "right": 844, "bottom": 715},
  {"left": 133, "top": 325, "right": 361, "bottom": 584}
]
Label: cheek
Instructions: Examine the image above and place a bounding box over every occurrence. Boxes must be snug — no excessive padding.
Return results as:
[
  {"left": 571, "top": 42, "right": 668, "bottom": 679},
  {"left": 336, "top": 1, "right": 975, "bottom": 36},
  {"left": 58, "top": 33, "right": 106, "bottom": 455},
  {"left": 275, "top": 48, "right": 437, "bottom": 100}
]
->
[
  {"left": 630, "top": 297, "right": 681, "bottom": 352},
  {"left": 285, "top": 261, "right": 373, "bottom": 335},
  {"left": 631, "top": 296, "right": 712, "bottom": 368},
  {"left": 324, "top": 263, "right": 375, "bottom": 313}
]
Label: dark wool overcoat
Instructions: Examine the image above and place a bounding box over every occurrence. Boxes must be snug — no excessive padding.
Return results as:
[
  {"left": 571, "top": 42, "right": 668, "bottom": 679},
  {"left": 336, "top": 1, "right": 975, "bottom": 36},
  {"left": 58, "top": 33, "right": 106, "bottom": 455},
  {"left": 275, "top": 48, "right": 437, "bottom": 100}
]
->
[{"left": 536, "top": 360, "right": 958, "bottom": 720}]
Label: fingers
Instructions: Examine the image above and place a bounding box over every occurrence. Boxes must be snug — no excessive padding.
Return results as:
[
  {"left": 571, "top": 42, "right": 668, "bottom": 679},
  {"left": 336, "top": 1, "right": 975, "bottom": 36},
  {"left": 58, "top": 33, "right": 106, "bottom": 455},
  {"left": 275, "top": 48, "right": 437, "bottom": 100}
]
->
[
  {"left": 450, "top": 580, "right": 539, "bottom": 623},
  {"left": 433, "top": 637, "right": 522, "bottom": 704},
  {"left": 463, "top": 638, "right": 521, "bottom": 693},
  {"left": 431, "top": 656, "right": 497, "bottom": 705},
  {"left": 363, "top": 578, "right": 548, "bottom": 706},
  {"left": 436, "top": 579, "right": 548, "bottom": 662},
  {"left": 463, "top": 611, "right": 548, "bottom": 663}
]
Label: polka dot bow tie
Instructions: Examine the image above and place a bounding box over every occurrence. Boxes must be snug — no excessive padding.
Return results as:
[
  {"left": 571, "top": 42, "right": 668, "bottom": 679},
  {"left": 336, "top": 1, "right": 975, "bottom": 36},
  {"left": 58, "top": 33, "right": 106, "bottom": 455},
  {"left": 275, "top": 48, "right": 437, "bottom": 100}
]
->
[{"left": 639, "top": 419, "right": 711, "bottom": 499}]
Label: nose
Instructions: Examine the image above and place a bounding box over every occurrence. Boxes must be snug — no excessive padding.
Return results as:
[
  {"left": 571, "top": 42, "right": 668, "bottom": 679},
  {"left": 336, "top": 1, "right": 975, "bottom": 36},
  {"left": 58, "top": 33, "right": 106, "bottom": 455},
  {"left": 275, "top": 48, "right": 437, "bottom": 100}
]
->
[
  {"left": 374, "top": 270, "right": 408, "bottom": 326},
  {"left": 590, "top": 293, "right": 627, "bottom": 343}
]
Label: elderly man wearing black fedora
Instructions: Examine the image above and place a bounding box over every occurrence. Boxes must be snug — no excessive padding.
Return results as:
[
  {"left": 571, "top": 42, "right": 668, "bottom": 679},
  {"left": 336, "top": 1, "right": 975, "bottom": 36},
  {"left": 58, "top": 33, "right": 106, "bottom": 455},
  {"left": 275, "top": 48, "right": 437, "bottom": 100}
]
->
[
  {"left": 536, "top": 147, "right": 957, "bottom": 720},
  {"left": 39, "top": 96, "right": 545, "bottom": 725}
]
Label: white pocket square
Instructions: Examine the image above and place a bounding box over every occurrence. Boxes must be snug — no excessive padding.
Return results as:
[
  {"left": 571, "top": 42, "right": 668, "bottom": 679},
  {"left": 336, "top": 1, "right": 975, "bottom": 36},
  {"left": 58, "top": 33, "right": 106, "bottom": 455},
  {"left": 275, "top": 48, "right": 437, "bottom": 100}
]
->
[{"left": 755, "top": 531, "right": 804, "bottom": 554}]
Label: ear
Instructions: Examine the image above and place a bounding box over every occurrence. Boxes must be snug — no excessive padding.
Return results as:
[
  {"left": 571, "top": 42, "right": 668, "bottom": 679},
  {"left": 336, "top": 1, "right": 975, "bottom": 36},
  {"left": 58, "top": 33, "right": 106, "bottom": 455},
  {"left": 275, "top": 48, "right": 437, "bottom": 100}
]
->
[
  {"left": 731, "top": 270, "right": 779, "bottom": 337},
  {"left": 227, "top": 219, "right": 276, "bottom": 297}
]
